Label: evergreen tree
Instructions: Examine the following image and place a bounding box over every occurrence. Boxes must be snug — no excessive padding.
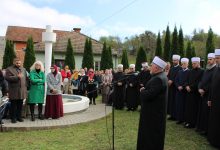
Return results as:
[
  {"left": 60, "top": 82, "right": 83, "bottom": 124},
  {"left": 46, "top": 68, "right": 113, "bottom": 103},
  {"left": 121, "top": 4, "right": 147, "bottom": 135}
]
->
[
  {"left": 121, "top": 49, "right": 129, "bottom": 70},
  {"left": 136, "top": 46, "right": 147, "bottom": 72},
  {"left": 155, "top": 32, "right": 162, "bottom": 57},
  {"left": 100, "top": 41, "right": 109, "bottom": 70},
  {"left": 205, "top": 27, "right": 215, "bottom": 64},
  {"left": 171, "top": 26, "right": 179, "bottom": 56},
  {"left": 186, "top": 41, "right": 193, "bottom": 68},
  {"left": 24, "top": 37, "right": 36, "bottom": 72},
  {"left": 108, "top": 46, "right": 113, "bottom": 69},
  {"left": 82, "top": 38, "right": 94, "bottom": 69},
  {"left": 163, "top": 25, "right": 171, "bottom": 61},
  {"left": 51, "top": 49, "right": 55, "bottom": 65},
  {"left": 191, "top": 46, "right": 196, "bottom": 57},
  {"left": 64, "top": 38, "right": 75, "bottom": 70},
  {"left": 178, "top": 26, "right": 184, "bottom": 57},
  {"left": 2, "top": 40, "right": 11, "bottom": 69}
]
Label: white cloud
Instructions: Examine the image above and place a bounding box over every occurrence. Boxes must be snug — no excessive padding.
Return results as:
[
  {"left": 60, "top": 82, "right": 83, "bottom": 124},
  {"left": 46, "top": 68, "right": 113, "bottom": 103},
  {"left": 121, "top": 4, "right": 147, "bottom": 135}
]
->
[{"left": 0, "top": 0, "right": 95, "bottom": 35}]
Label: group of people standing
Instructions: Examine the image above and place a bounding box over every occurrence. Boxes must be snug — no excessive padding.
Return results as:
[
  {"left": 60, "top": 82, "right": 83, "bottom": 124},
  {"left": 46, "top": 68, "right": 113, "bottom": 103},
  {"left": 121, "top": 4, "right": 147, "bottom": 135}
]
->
[
  {"left": 2, "top": 58, "right": 64, "bottom": 123},
  {"left": 167, "top": 49, "right": 220, "bottom": 149}
]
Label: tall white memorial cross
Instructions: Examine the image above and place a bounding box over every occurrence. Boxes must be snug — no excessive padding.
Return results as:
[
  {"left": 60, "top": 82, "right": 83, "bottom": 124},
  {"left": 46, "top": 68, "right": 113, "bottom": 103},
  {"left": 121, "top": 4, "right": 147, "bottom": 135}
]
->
[{"left": 42, "top": 25, "right": 56, "bottom": 76}]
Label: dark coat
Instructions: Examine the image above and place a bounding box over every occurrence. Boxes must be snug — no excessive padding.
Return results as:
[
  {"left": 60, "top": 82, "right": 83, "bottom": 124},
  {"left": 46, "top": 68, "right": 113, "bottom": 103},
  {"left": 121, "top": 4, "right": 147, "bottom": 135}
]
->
[
  {"left": 185, "top": 68, "right": 204, "bottom": 127},
  {"left": 208, "top": 66, "right": 220, "bottom": 148},
  {"left": 112, "top": 72, "right": 125, "bottom": 109},
  {"left": 196, "top": 66, "right": 215, "bottom": 132},
  {"left": 137, "top": 72, "right": 168, "bottom": 150},
  {"left": 5, "top": 65, "right": 27, "bottom": 100},
  {"left": 85, "top": 75, "right": 98, "bottom": 99},
  {"left": 175, "top": 68, "right": 190, "bottom": 122},
  {"left": 126, "top": 72, "right": 139, "bottom": 110},
  {"left": 167, "top": 65, "right": 182, "bottom": 118}
]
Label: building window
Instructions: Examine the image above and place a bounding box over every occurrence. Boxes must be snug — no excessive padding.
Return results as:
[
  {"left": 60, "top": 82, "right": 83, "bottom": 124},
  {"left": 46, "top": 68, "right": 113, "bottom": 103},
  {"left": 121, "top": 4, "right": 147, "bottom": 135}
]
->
[{"left": 94, "top": 61, "right": 100, "bottom": 71}]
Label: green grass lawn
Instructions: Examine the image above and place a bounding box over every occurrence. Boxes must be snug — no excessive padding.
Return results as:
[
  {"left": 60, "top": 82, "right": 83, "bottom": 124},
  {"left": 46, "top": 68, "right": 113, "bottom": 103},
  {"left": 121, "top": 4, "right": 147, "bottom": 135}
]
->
[{"left": 0, "top": 96, "right": 217, "bottom": 150}]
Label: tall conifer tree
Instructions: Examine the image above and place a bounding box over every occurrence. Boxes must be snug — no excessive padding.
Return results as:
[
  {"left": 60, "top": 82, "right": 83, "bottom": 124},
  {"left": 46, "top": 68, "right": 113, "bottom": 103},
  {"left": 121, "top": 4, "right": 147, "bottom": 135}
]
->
[
  {"left": 205, "top": 27, "right": 215, "bottom": 64},
  {"left": 163, "top": 25, "right": 171, "bottom": 61},
  {"left": 135, "top": 46, "right": 147, "bottom": 72},
  {"left": 64, "top": 38, "right": 75, "bottom": 70},
  {"left": 24, "top": 37, "right": 36, "bottom": 72},
  {"left": 155, "top": 32, "right": 162, "bottom": 57},
  {"left": 178, "top": 27, "right": 184, "bottom": 57},
  {"left": 121, "top": 49, "right": 129, "bottom": 70},
  {"left": 171, "top": 26, "right": 179, "bottom": 56}
]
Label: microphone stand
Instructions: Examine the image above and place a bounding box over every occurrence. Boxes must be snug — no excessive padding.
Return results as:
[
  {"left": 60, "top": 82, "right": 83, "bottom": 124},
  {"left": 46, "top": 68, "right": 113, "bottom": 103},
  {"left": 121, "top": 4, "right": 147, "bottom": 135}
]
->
[{"left": 87, "top": 74, "right": 136, "bottom": 150}]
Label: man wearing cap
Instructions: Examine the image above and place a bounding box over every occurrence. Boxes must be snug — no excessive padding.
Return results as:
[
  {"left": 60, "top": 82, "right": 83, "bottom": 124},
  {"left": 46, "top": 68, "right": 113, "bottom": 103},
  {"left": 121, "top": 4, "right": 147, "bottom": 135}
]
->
[
  {"left": 112, "top": 64, "right": 125, "bottom": 109},
  {"left": 184, "top": 57, "right": 204, "bottom": 128},
  {"left": 175, "top": 58, "right": 190, "bottom": 124},
  {"left": 137, "top": 62, "right": 151, "bottom": 106},
  {"left": 196, "top": 53, "right": 216, "bottom": 135},
  {"left": 167, "top": 54, "right": 182, "bottom": 120},
  {"left": 208, "top": 49, "right": 220, "bottom": 148},
  {"left": 137, "top": 56, "right": 168, "bottom": 150},
  {"left": 126, "top": 64, "right": 139, "bottom": 111}
]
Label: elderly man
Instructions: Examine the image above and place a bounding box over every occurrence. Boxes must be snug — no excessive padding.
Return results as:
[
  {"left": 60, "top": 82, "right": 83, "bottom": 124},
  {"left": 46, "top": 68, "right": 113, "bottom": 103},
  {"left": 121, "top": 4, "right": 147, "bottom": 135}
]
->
[
  {"left": 5, "top": 58, "right": 27, "bottom": 123},
  {"left": 175, "top": 58, "right": 190, "bottom": 124},
  {"left": 208, "top": 49, "right": 220, "bottom": 148},
  {"left": 126, "top": 64, "right": 139, "bottom": 111},
  {"left": 167, "top": 54, "right": 182, "bottom": 120},
  {"left": 185, "top": 57, "right": 204, "bottom": 128},
  {"left": 196, "top": 53, "right": 216, "bottom": 134},
  {"left": 112, "top": 64, "right": 125, "bottom": 110},
  {"left": 137, "top": 56, "right": 168, "bottom": 150}
]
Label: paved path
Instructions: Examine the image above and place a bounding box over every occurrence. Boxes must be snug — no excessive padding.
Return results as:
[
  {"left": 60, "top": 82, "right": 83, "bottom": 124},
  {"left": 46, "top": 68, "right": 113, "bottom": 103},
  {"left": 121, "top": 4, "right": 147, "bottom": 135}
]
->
[{"left": 2, "top": 104, "right": 112, "bottom": 131}]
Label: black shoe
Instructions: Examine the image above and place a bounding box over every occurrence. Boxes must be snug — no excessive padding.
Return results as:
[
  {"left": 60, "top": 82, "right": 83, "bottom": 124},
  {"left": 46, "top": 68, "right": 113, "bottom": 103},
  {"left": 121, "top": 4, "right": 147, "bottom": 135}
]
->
[
  {"left": 38, "top": 114, "right": 44, "bottom": 120},
  {"left": 176, "top": 121, "right": 183, "bottom": 124},
  {"left": 17, "top": 118, "right": 24, "bottom": 122},
  {"left": 167, "top": 117, "right": 175, "bottom": 120},
  {"left": 11, "top": 119, "right": 17, "bottom": 123},
  {"left": 31, "top": 115, "right": 35, "bottom": 121},
  {"left": 0, "top": 120, "right": 4, "bottom": 124},
  {"left": 93, "top": 102, "right": 96, "bottom": 105}
]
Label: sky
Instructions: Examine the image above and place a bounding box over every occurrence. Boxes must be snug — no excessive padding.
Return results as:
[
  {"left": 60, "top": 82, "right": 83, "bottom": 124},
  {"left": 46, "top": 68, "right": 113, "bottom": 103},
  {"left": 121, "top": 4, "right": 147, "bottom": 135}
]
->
[{"left": 0, "top": 0, "right": 220, "bottom": 40}]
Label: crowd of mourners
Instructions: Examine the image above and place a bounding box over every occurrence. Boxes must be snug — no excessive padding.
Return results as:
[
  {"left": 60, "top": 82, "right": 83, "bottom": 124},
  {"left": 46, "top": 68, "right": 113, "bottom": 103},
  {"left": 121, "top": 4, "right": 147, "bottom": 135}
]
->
[{"left": 0, "top": 48, "right": 220, "bottom": 149}]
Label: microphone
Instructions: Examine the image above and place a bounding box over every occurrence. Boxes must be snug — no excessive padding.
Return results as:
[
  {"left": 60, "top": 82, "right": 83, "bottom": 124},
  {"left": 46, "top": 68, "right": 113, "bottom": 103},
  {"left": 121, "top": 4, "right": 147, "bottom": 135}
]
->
[{"left": 124, "top": 72, "right": 139, "bottom": 76}]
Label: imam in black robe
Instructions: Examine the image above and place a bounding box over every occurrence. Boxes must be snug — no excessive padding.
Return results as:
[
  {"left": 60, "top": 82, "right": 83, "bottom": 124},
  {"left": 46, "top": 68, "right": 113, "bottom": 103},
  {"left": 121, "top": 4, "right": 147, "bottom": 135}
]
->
[
  {"left": 196, "top": 65, "right": 215, "bottom": 133},
  {"left": 167, "top": 65, "right": 182, "bottom": 119},
  {"left": 175, "top": 68, "right": 190, "bottom": 123},
  {"left": 126, "top": 72, "right": 139, "bottom": 111},
  {"left": 185, "top": 67, "right": 204, "bottom": 128},
  {"left": 208, "top": 65, "right": 220, "bottom": 148},
  {"left": 137, "top": 72, "right": 168, "bottom": 150},
  {"left": 112, "top": 72, "right": 125, "bottom": 109}
]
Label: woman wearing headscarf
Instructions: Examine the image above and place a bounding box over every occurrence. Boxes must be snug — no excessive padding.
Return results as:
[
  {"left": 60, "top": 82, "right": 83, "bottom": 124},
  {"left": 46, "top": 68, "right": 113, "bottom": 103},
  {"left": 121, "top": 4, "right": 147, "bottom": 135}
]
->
[
  {"left": 44, "top": 65, "right": 63, "bottom": 119},
  {"left": 101, "top": 69, "right": 112, "bottom": 103},
  {"left": 71, "top": 69, "right": 80, "bottom": 94},
  {"left": 28, "top": 61, "right": 45, "bottom": 121},
  {"left": 85, "top": 68, "right": 98, "bottom": 105}
]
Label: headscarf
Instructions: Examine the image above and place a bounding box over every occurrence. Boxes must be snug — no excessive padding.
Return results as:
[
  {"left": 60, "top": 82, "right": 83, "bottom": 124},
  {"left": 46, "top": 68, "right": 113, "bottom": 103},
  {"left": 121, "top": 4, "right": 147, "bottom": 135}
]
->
[
  {"left": 88, "top": 68, "right": 94, "bottom": 80},
  {"left": 72, "top": 69, "right": 79, "bottom": 80},
  {"left": 51, "top": 65, "right": 58, "bottom": 77}
]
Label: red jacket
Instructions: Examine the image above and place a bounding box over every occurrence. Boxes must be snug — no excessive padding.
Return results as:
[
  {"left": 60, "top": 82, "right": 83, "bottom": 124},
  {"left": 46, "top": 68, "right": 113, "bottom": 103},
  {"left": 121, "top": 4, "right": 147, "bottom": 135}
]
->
[{"left": 61, "top": 70, "right": 71, "bottom": 82}]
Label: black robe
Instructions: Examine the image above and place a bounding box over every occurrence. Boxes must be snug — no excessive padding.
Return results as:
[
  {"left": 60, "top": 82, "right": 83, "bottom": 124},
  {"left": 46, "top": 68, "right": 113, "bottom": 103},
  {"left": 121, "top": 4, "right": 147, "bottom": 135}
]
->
[
  {"left": 85, "top": 75, "right": 98, "bottom": 99},
  {"left": 185, "top": 68, "right": 204, "bottom": 127},
  {"left": 175, "top": 68, "right": 190, "bottom": 122},
  {"left": 137, "top": 70, "right": 151, "bottom": 105},
  {"left": 196, "top": 65, "right": 215, "bottom": 132},
  {"left": 167, "top": 65, "right": 182, "bottom": 118},
  {"left": 137, "top": 72, "right": 168, "bottom": 150},
  {"left": 208, "top": 66, "right": 220, "bottom": 148},
  {"left": 112, "top": 72, "right": 125, "bottom": 109},
  {"left": 126, "top": 72, "right": 139, "bottom": 110}
]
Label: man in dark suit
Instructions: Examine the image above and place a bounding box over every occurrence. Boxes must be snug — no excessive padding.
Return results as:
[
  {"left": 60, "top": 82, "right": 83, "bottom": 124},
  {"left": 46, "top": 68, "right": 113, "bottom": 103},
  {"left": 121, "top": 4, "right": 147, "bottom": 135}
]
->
[
  {"left": 5, "top": 58, "right": 27, "bottom": 123},
  {"left": 137, "top": 56, "right": 168, "bottom": 150}
]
